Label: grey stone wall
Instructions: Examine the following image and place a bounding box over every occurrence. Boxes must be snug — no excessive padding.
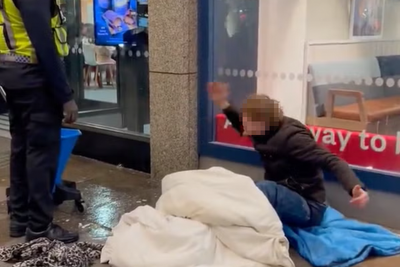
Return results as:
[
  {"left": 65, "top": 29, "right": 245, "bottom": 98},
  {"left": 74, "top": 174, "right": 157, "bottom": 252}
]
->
[{"left": 148, "top": 0, "right": 198, "bottom": 179}]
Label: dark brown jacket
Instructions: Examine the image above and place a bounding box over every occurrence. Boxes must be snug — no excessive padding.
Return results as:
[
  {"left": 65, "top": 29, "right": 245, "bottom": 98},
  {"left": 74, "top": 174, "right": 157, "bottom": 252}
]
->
[{"left": 223, "top": 106, "right": 363, "bottom": 203}]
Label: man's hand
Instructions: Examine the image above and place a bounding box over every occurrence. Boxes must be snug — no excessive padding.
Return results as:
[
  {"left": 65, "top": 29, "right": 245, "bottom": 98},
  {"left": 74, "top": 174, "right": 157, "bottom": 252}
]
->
[
  {"left": 63, "top": 99, "right": 78, "bottom": 124},
  {"left": 350, "top": 185, "right": 369, "bottom": 208},
  {"left": 207, "top": 82, "right": 230, "bottom": 109}
]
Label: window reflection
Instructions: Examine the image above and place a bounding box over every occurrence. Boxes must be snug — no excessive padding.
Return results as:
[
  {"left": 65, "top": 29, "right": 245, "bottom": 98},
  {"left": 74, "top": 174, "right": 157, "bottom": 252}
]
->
[{"left": 213, "top": 0, "right": 259, "bottom": 109}]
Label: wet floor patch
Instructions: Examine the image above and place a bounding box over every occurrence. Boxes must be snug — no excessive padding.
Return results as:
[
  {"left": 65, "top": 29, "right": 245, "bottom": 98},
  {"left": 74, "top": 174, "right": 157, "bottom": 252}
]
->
[
  {"left": 0, "top": 136, "right": 160, "bottom": 263},
  {"left": 57, "top": 182, "right": 159, "bottom": 229}
]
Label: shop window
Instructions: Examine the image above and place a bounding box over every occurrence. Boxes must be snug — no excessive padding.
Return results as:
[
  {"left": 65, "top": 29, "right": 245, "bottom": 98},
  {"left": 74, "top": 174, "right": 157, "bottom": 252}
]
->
[
  {"left": 61, "top": 0, "right": 150, "bottom": 135},
  {"left": 210, "top": 0, "right": 259, "bottom": 147},
  {"left": 204, "top": 0, "right": 400, "bottom": 173}
]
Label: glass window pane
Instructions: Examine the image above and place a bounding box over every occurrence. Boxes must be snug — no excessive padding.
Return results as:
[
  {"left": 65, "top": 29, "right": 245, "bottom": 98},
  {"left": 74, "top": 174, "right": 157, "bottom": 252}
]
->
[
  {"left": 306, "top": 0, "right": 400, "bottom": 173},
  {"left": 63, "top": 0, "right": 150, "bottom": 135},
  {"left": 208, "top": 0, "right": 400, "bottom": 174}
]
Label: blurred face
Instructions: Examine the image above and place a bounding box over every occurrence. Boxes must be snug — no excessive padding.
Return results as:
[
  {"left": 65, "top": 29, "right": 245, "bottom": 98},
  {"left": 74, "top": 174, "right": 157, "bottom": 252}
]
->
[{"left": 242, "top": 114, "right": 267, "bottom": 136}]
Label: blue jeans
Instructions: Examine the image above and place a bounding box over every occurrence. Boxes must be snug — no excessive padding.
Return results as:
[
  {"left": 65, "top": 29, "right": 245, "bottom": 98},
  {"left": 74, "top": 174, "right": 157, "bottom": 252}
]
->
[{"left": 256, "top": 180, "right": 327, "bottom": 227}]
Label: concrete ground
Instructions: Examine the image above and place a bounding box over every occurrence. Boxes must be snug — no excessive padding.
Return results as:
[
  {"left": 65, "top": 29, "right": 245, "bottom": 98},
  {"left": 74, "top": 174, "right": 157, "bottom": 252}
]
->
[{"left": 0, "top": 137, "right": 398, "bottom": 266}]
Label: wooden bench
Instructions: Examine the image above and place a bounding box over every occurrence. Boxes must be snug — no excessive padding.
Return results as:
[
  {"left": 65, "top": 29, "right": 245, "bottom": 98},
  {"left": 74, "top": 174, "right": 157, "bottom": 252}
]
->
[{"left": 320, "top": 89, "right": 400, "bottom": 131}]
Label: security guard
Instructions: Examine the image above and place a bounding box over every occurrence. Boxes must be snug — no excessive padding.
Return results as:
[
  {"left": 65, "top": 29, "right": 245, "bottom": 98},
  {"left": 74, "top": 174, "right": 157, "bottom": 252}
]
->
[{"left": 0, "top": 0, "right": 79, "bottom": 243}]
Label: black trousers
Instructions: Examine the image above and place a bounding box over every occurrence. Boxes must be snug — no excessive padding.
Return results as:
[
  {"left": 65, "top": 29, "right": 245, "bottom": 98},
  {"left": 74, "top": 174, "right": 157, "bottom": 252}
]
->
[{"left": 6, "top": 87, "right": 63, "bottom": 232}]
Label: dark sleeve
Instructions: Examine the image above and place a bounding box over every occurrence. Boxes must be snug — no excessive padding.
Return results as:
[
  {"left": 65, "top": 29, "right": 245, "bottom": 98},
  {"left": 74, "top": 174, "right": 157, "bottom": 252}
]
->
[
  {"left": 286, "top": 130, "right": 363, "bottom": 196},
  {"left": 17, "top": 0, "right": 73, "bottom": 104},
  {"left": 222, "top": 105, "right": 244, "bottom": 135}
]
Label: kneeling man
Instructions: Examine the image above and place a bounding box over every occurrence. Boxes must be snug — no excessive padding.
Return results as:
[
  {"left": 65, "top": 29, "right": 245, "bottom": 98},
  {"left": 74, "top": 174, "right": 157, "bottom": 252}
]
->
[{"left": 208, "top": 82, "right": 369, "bottom": 227}]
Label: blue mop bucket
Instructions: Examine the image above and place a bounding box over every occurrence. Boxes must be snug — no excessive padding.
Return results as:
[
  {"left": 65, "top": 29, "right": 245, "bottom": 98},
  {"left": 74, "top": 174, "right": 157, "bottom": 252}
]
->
[{"left": 54, "top": 128, "right": 82, "bottom": 190}]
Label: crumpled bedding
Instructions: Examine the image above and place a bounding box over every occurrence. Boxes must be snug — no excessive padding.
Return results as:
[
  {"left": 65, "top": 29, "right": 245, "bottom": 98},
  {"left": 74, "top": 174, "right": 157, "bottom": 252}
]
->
[
  {"left": 0, "top": 237, "right": 103, "bottom": 267},
  {"left": 101, "top": 167, "right": 295, "bottom": 267}
]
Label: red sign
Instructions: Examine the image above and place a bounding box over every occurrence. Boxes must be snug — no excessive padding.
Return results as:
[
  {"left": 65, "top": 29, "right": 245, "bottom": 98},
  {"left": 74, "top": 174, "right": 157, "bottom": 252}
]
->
[{"left": 215, "top": 114, "right": 400, "bottom": 173}]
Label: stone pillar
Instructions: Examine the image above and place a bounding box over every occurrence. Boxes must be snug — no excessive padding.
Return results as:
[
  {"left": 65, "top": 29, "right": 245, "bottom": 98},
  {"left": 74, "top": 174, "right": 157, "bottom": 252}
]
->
[{"left": 148, "top": 0, "right": 198, "bottom": 179}]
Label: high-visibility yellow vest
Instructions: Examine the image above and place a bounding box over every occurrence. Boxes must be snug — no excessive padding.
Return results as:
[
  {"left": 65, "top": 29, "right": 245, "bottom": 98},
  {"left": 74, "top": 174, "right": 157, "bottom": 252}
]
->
[{"left": 0, "top": 0, "right": 69, "bottom": 64}]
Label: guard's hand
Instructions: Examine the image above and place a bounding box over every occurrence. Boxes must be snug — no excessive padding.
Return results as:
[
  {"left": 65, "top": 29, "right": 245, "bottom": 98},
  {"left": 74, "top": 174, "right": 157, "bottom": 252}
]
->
[
  {"left": 350, "top": 185, "right": 369, "bottom": 208},
  {"left": 63, "top": 99, "right": 78, "bottom": 124}
]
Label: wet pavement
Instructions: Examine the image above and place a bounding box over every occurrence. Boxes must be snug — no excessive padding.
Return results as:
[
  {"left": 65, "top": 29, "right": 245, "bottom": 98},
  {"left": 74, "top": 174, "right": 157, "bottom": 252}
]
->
[
  {"left": 0, "top": 137, "right": 160, "bottom": 266},
  {"left": 0, "top": 136, "right": 398, "bottom": 266}
]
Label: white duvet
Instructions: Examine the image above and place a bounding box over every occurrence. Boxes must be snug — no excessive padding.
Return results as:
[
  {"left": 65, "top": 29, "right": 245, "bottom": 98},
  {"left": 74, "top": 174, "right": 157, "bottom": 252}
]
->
[{"left": 100, "top": 167, "right": 294, "bottom": 267}]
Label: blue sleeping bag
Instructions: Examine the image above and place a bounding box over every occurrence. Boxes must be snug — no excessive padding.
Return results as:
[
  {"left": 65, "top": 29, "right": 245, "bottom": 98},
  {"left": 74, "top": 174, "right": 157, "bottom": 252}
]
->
[{"left": 284, "top": 207, "right": 400, "bottom": 267}]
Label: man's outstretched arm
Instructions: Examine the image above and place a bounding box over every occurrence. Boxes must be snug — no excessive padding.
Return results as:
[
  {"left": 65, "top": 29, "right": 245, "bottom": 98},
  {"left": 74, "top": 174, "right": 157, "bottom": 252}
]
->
[{"left": 286, "top": 130, "right": 364, "bottom": 196}]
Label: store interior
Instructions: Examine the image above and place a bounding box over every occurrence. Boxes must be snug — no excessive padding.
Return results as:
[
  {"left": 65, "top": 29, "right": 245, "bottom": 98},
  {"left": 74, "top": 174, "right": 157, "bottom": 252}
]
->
[
  {"left": 61, "top": 0, "right": 150, "bottom": 135},
  {"left": 214, "top": 0, "right": 400, "bottom": 135},
  {"left": 210, "top": 0, "right": 400, "bottom": 174},
  {"left": 305, "top": 0, "right": 400, "bottom": 136},
  {"left": 80, "top": 0, "right": 119, "bottom": 103}
]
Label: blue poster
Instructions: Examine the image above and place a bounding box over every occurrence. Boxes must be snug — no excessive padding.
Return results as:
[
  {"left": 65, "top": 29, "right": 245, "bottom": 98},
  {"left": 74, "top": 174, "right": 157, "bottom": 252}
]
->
[{"left": 94, "top": 0, "right": 138, "bottom": 46}]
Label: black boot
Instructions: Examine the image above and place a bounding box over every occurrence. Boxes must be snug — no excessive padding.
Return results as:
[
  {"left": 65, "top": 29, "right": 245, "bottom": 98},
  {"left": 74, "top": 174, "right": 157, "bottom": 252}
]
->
[
  {"left": 9, "top": 220, "right": 27, "bottom": 238},
  {"left": 26, "top": 223, "right": 79, "bottom": 243}
]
